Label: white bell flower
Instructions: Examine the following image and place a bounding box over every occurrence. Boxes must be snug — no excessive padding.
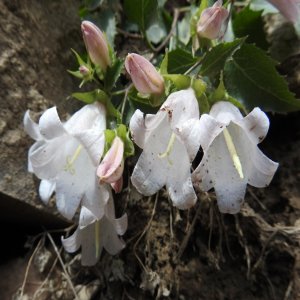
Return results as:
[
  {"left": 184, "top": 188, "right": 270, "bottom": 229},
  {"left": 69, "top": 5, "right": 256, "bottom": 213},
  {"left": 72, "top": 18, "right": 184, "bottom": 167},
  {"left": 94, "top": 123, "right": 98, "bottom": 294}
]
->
[
  {"left": 61, "top": 191, "right": 128, "bottom": 266},
  {"left": 130, "top": 88, "right": 202, "bottom": 209},
  {"left": 192, "top": 101, "right": 279, "bottom": 214},
  {"left": 24, "top": 103, "right": 108, "bottom": 220}
]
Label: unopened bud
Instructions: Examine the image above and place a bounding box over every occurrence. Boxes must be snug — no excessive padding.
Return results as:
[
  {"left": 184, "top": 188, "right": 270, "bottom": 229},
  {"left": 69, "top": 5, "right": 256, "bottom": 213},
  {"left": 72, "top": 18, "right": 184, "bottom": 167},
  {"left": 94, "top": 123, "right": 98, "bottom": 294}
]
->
[
  {"left": 97, "top": 136, "right": 124, "bottom": 184},
  {"left": 197, "top": 0, "right": 229, "bottom": 40},
  {"left": 81, "top": 21, "right": 111, "bottom": 71},
  {"left": 267, "top": 0, "right": 300, "bottom": 23},
  {"left": 125, "top": 53, "right": 165, "bottom": 95},
  {"left": 79, "top": 65, "right": 90, "bottom": 76}
]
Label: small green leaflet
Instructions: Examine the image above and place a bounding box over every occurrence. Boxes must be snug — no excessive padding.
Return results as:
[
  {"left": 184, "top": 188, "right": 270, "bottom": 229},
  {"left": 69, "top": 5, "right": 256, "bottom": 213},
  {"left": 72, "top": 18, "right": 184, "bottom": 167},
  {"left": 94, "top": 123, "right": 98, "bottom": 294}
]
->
[
  {"left": 224, "top": 44, "right": 300, "bottom": 112},
  {"left": 199, "top": 38, "right": 245, "bottom": 78}
]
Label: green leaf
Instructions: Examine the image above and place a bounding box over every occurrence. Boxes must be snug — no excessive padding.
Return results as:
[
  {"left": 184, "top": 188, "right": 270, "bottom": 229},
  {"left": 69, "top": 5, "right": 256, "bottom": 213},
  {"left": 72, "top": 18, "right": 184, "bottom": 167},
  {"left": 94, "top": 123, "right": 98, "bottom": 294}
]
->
[
  {"left": 167, "top": 49, "right": 197, "bottom": 74},
  {"left": 146, "top": 12, "right": 167, "bottom": 44},
  {"left": 72, "top": 90, "right": 121, "bottom": 121},
  {"left": 232, "top": 6, "right": 268, "bottom": 50},
  {"left": 224, "top": 44, "right": 300, "bottom": 112},
  {"left": 104, "top": 58, "right": 124, "bottom": 91},
  {"left": 199, "top": 38, "right": 245, "bottom": 78},
  {"left": 124, "top": 0, "right": 158, "bottom": 33}
]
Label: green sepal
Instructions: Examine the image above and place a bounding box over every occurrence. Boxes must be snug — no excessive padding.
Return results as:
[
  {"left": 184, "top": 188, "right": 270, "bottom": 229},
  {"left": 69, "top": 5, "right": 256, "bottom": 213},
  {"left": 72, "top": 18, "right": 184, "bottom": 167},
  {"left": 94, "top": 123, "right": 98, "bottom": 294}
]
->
[
  {"left": 163, "top": 74, "right": 191, "bottom": 90},
  {"left": 128, "top": 88, "right": 165, "bottom": 107},
  {"left": 104, "top": 124, "right": 135, "bottom": 158}
]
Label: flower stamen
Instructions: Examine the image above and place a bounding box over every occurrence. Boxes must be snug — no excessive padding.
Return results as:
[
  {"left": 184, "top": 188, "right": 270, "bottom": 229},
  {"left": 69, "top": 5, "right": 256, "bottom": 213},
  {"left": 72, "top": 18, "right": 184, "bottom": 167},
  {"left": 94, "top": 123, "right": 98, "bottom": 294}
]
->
[
  {"left": 158, "top": 132, "right": 176, "bottom": 165},
  {"left": 223, "top": 128, "right": 244, "bottom": 179},
  {"left": 64, "top": 145, "right": 83, "bottom": 174}
]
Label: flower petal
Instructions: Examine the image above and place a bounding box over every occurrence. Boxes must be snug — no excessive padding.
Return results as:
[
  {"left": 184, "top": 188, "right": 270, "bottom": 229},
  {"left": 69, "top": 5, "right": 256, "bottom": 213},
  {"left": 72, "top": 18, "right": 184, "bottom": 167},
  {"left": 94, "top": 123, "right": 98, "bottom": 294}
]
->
[
  {"left": 24, "top": 110, "right": 42, "bottom": 141},
  {"left": 65, "top": 103, "right": 106, "bottom": 135},
  {"left": 248, "top": 148, "right": 279, "bottom": 188},
  {"left": 61, "top": 228, "right": 81, "bottom": 253},
  {"left": 39, "top": 179, "right": 55, "bottom": 205},
  {"left": 210, "top": 101, "right": 243, "bottom": 124},
  {"left": 241, "top": 107, "right": 269, "bottom": 144},
  {"left": 161, "top": 88, "right": 199, "bottom": 130},
  {"left": 103, "top": 221, "right": 126, "bottom": 255},
  {"left": 39, "top": 107, "right": 66, "bottom": 140},
  {"left": 176, "top": 119, "right": 202, "bottom": 161},
  {"left": 129, "top": 109, "right": 164, "bottom": 149}
]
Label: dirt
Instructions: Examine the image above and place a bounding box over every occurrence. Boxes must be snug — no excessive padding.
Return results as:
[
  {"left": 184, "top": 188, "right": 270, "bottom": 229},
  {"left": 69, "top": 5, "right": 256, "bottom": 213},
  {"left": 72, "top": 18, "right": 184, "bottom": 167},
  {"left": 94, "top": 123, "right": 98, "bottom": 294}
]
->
[{"left": 1, "top": 1, "right": 300, "bottom": 300}]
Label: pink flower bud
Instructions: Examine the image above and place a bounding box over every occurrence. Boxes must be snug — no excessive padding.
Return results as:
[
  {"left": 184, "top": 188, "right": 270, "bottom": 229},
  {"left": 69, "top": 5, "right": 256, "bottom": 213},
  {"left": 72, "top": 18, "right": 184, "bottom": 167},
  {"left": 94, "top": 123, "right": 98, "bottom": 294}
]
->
[
  {"left": 197, "top": 0, "right": 229, "bottom": 40},
  {"left": 79, "top": 65, "right": 90, "bottom": 76},
  {"left": 97, "top": 136, "right": 124, "bottom": 184},
  {"left": 111, "top": 176, "right": 123, "bottom": 194},
  {"left": 81, "top": 21, "right": 111, "bottom": 71},
  {"left": 125, "top": 53, "right": 165, "bottom": 95},
  {"left": 267, "top": 0, "right": 300, "bottom": 23}
]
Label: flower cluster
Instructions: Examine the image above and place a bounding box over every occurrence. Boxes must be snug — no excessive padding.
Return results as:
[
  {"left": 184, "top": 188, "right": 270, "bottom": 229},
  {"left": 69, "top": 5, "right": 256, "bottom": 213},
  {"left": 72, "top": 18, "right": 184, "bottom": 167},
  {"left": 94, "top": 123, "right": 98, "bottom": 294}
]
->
[{"left": 24, "top": 103, "right": 127, "bottom": 266}]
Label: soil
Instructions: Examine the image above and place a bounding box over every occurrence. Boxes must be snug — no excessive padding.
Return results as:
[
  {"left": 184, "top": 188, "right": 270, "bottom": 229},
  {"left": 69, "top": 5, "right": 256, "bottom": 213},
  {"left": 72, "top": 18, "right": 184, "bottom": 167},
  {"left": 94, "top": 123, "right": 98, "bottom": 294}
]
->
[{"left": 1, "top": 1, "right": 300, "bottom": 300}]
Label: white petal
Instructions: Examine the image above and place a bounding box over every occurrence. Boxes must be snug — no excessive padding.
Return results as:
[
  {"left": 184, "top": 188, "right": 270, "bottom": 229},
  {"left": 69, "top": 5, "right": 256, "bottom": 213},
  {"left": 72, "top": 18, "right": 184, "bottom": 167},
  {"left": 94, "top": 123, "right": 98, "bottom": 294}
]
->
[
  {"left": 39, "top": 107, "right": 66, "bottom": 140},
  {"left": 29, "top": 138, "right": 74, "bottom": 180},
  {"left": 131, "top": 115, "right": 171, "bottom": 196},
  {"left": 248, "top": 148, "right": 279, "bottom": 188},
  {"left": 81, "top": 221, "right": 102, "bottom": 266},
  {"left": 55, "top": 147, "right": 96, "bottom": 219},
  {"left": 197, "top": 114, "right": 224, "bottom": 151},
  {"left": 176, "top": 119, "right": 202, "bottom": 161},
  {"left": 129, "top": 109, "right": 163, "bottom": 149},
  {"left": 79, "top": 206, "right": 97, "bottom": 228},
  {"left": 39, "top": 179, "right": 55, "bottom": 204},
  {"left": 65, "top": 103, "right": 106, "bottom": 135},
  {"left": 61, "top": 228, "right": 81, "bottom": 253},
  {"left": 161, "top": 88, "right": 199, "bottom": 130},
  {"left": 210, "top": 101, "right": 243, "bottom": 124},
  {"left": 74, "top": 129, "right": 105, "bottom": 165},
  {"left": 102, "top": 218, "right": 125, "bottom": 255},
  {"left": 241, "top": 107, "right": 269, "bottom": 144},
  {"left": 24, "top": 110, "right": 42, "bottom": 141},
  {"left": 105, "top": 195, "right": 128, "bottom": 235}
]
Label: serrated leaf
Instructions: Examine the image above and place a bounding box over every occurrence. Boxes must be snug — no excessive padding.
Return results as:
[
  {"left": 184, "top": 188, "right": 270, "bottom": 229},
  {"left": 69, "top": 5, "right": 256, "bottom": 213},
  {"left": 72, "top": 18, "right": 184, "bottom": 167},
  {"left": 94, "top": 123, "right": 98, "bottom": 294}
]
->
[
  {"left": 167, "top": 49, "right": 197, "bottom": 74},
  {"left": 233, "top": 6, "right": 268, "bottom": 50},
  {"left": 104, "top": 59, "right": 124, "bottom": 91},
  {"left": 124, "top": 0, "right": 157, "bottom": 33},
  {"left": 72, "top": 90, "right": 121, "bottom": 121},
  {"left": 199, "top": 38, "right": 244, "bottom": 78},
  {"left": 224, "top": 44, "right": 300, "bottom": 112}
]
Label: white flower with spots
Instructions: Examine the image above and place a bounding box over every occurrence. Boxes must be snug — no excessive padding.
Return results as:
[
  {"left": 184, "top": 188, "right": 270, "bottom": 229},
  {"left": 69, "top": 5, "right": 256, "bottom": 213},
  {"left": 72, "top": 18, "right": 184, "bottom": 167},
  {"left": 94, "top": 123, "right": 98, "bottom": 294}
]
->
[
  {"left": 192, "top": 101, "right": 279, "bottom": 214},
  {"left": 129, "top": 88, "right": 202, "bottom": 209},
  {"left": 24, "top": 103, "right": 108, "bottom": 220},
  {"left": 62, "top": 190, "right": 127, "bottom": 266}
]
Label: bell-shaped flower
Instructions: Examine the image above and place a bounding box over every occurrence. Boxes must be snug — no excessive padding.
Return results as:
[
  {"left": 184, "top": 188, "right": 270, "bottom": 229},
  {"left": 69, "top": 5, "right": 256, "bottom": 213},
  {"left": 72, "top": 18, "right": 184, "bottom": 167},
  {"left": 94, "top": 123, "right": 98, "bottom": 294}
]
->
[
  {"left": 97, "top": 136, "right": 124, "bottom": 193},
  {"left": 267, "top": 0, "right": 300, "bottom": 23},
  {"left": 125, "top": 53, "right": 165, "bottom": 95},
  {"left": 192, "top": 101, "right": 279, "bottom": 214},
  {"left": 61, "top": 191, "right": 128, "bottom": 266},
  {"left": 81, "top": 21, "right": 111, "bottom": 71},
  {"left": 197, "top": 0, "right": 229, "bottom": 40},
  {"left": 130, "top": 88, "right": 202, "bottom": 209},
  {"left": 24, "top": 103, "right": 108, "bottom": 220}
]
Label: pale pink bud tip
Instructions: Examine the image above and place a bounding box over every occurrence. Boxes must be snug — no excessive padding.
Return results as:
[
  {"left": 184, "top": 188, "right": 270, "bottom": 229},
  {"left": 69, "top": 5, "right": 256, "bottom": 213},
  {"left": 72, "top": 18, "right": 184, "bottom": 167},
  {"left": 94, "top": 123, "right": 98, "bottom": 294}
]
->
[
  {"left": 79, "top": 65, "right": 90, "bottom": 76},
  {"left": 125, "top": 53, "right": 165, "bottom": 95},
  {"left": 81, "top": 21, "right": 111, "bottom": 71},
  {"left": 197, "top": 0, "right": 229, "bottom": 40},
  {"left": 97, "top": 136, "right": 124, "bottom": 184}
]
